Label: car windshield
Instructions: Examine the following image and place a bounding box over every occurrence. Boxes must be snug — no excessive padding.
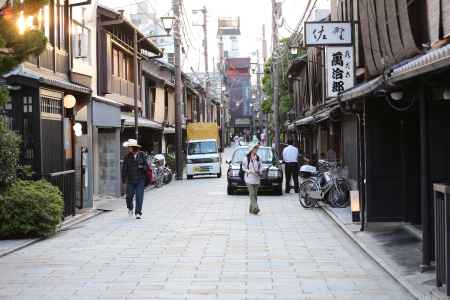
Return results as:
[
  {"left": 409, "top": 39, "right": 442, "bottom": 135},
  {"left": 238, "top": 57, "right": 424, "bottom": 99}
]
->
[
  {"left": 188, "top": 141, "right": 217, "bottom": 155},
  {"left": 231, "top": 148, "right": 275, "bottom": 163}
]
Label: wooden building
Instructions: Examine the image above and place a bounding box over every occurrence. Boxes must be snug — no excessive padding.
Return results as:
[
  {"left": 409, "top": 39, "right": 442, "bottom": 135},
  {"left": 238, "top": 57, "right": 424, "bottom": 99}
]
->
[
  {"left": 3, "top": 0, "right": 93, "bottom": 216},
  {"left": 290, "top": 0, "right": 450, "bottom": 271}
]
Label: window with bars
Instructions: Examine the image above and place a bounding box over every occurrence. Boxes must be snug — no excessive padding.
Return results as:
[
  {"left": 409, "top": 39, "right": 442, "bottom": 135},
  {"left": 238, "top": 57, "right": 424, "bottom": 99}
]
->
[{"left": 40, "top": 96, "right": 62, "bottom": 117}]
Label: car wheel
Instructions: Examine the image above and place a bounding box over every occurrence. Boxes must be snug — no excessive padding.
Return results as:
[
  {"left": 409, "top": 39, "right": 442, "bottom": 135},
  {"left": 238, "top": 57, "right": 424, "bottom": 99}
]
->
[
  {"left": 187, "top": 175, "right": 193, "bottom": 180},
  {"left": 227, "top": 185, "right": 234, "bottom": 195},
  {"left": 217, "top": 171, "right": 222, "bottom": 178}
]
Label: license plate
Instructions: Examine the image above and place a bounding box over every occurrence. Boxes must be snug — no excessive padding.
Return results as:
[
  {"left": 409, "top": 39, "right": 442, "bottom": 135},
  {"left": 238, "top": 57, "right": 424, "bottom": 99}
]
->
[{"left": 194, "top": 166, "right": 211, "bottom": 173}]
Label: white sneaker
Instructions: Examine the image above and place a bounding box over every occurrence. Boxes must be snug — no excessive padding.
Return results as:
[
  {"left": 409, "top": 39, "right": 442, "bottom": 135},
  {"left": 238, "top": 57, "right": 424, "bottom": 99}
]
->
[
  {"left": 128, "top": 210, "right": 133, "bottom": 217},
  {"left": 136, "top": 213, "right": 142, "bottom": 219}
]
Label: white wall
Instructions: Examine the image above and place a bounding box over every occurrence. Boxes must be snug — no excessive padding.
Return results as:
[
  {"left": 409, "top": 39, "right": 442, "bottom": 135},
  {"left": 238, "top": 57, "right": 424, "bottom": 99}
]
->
[
  {"left": 71, "top": 1, "right": 98, "bottom": 95},
  {"left": 223, "top": 35, "right": 240, "bottom": 58}
]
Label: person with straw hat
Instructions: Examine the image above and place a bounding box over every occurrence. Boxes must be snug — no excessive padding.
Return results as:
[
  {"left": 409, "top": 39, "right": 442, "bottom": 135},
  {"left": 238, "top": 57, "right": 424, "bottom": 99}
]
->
[
  {"left": 122, "top": 139, "right": 147, "bottom": 219},
  {"left": 242, "top": 143, "right": 262, "bottom": 215}
]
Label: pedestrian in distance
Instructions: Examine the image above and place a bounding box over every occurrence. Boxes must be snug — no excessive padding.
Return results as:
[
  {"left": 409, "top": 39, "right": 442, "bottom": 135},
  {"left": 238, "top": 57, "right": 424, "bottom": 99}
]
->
[
  {"left": 282, "top": 140, "right": 300, "bottom": 193},
  {"left": 242, "top": 143, "right": 262, "bottom": 215},
  {"left": 122, "top": 139, "right": 148, "bottom": 219}
]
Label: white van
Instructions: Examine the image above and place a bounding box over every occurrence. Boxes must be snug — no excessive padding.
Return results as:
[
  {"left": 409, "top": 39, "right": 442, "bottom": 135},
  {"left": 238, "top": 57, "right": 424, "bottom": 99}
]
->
[{"left": 186, "top": 138, "right": 221, "bottom": 179}]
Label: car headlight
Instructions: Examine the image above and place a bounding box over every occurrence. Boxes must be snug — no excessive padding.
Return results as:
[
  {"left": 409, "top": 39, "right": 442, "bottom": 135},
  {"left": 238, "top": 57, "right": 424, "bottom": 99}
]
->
[
  {"left": 268, "top": 169, "right": 281, "bottom": 178},
  {"left": 229, "top": 169, "right": 240, "bottom": 177},
  {"left": 186, "top": 159, "right": 193, "bottom": 164}
]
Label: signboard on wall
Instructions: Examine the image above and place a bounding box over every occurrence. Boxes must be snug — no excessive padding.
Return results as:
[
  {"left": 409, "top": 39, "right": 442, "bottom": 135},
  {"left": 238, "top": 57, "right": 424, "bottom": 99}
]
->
[
  {"left": 325, "top": 46, "right": 354, "bottom": 98},
  {"left": 235, "top": 118, "right": 251, "bottom": 126},
  {"left": 304, "top": 22, "right": 352, "bottom": 46}
]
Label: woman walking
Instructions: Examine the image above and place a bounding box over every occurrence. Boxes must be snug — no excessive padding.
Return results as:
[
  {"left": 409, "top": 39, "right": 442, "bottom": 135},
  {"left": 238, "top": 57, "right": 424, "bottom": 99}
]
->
[{"left": 243, "top": 143, "right": 262, "bottom": 215}]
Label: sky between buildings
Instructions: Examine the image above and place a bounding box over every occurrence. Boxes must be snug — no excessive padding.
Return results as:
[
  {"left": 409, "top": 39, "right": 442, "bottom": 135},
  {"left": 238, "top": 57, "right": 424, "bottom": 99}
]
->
[{"left": 99, "top": 0, "right": 331, "bottom": 72}]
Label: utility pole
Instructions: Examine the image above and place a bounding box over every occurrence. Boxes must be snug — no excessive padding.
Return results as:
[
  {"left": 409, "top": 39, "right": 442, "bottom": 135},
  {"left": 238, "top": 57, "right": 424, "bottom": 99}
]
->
[
  {"left": 218, "top": 32, "right": 226, "bottom": 150},
  {"left": 193, "top": 6, "right": 209, "bottom": 122},
  {"left": 271, "top": 0, "right": 280, "bottom": 154},
  {"left": 173, "top": 0, "right": 183, "bottom": 180},
  {"left": 133, "top": 29, "right": 139, "bottom": 140},
  {"left": 256, "top": 49, "right": 263, "bottom": 137}
]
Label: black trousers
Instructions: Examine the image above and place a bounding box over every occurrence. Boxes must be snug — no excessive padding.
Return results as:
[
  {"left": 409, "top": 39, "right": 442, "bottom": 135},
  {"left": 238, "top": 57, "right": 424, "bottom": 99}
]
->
[{"left": 285, "top": 162, "right": 299, "bottom": 192}]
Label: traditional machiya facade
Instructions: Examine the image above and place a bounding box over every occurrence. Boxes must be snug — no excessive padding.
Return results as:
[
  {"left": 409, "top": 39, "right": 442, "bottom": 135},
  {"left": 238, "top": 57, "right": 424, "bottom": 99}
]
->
[
  {"left": 290, "top": 0, "right": 450, "bottom": 271},
  {"left": 95, "top": 5, "right": 162, "bottom": 197},
  {"left": 2, "top": 0, "right": 94, "bottom": 215}
]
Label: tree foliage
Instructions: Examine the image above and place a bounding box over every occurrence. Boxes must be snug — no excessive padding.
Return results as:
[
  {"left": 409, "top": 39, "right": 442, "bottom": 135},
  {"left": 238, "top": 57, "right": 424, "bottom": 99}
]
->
[
  {"left": 0, "top": 0, "right": 48, "bottom": 74},
  {"left": 261, "top": 37, "right": 306, "bottom": 125},
  {"left": 0, "top": 0, "right": 48, "bottom": 190},
  {"left": 0, "top": 117, "right": 20, "bottom": 188}
]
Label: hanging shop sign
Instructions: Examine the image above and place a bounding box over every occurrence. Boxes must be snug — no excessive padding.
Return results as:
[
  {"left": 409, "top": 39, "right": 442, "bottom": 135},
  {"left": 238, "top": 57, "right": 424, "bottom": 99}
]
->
[
  {"left": 304, "top": 22, "right": 352, "bottom": 46},
  {"left": 325, "top": 46, "right": 354, "bottom": 98}
]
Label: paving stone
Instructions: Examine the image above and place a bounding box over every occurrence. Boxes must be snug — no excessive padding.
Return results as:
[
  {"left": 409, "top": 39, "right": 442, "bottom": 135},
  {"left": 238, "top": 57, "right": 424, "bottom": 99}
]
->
[{"left": 0, "top": 157, "right": 414, "bottom": 299}]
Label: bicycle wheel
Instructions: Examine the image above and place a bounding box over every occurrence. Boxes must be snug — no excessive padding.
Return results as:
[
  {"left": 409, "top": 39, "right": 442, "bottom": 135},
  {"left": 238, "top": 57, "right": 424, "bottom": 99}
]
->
[
  {"left": 299, "top": 179, "right": 320, "bottom": 208},
  {"left": 329, "top": 180, "right": 350, "bottom": 208}
]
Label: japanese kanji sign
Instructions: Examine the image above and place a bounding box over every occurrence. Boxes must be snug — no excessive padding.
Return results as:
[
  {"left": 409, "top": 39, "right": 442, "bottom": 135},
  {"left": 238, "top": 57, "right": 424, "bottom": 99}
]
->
[
  {"left": 325, "top": 46, "right": 354, "bottom": 98},
  {"left": 304, "top": 22, "right": 352, "bottom": 46}
]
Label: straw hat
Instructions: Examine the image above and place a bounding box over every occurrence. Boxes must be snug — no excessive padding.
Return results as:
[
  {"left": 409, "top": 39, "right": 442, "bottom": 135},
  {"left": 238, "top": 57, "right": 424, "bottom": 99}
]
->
[
  {"left": 247, "top": 143, "right": 259, "bottom": 154},
  {"left": 122, "top": 139, "right": 141, "bottom": 148}
]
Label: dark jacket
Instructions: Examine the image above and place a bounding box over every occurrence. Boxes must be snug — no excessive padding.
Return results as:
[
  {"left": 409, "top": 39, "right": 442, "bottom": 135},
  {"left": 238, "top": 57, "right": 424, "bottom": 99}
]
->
[{"left": 122, "top": 151, "right": 147, "bottom": 184}]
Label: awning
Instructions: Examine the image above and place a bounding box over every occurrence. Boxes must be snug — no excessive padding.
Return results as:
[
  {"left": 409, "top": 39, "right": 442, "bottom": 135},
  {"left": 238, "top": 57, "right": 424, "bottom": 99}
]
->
[
  {"left": 339, "top": 76, "right": 384, "bottom": 102},
  {"left": 5, "top": 65, "right": 91, "bottom": 94},
  {"left": 292, "top": 105, "right": 343, "bottom": 127},
  {"left": 294, "top": 109, "right": 332, "bottom": 127},
  {"left": 287, "top": 55, "right": 307, "bottom": 76},
  {"left": 93, "top": 95, "right": 123, "bottom": 107},
  {"left": 121, "top": 114, "right": 163, "bottom": 130},
  {"left": 389, "top": 43, "right": 450, "bottom": 82}
]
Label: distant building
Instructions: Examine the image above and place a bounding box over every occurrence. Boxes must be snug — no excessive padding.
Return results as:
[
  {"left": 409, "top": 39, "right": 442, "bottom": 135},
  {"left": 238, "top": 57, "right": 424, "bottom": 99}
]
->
[
  {"left": 217, "top": 17, "right": 241, "bottom": 58},
  {"left": 224, "top": 58, "right": 252, "bottom": 132}
]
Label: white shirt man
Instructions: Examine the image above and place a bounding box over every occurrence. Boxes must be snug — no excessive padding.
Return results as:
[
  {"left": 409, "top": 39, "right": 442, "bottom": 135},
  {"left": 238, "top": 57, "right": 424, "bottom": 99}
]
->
[
  {"left": 283, "top": 144, "right": 299, "bottom": 163},
  {"left": 282, "top": 141, "right": 300, "bottom": 193}
]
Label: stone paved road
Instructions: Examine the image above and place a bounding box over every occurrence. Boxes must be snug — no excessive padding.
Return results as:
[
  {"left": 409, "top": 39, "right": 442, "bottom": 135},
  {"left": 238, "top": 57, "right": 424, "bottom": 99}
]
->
[{"left": 0, "top": 154, "right": 413, "bottom": 300}]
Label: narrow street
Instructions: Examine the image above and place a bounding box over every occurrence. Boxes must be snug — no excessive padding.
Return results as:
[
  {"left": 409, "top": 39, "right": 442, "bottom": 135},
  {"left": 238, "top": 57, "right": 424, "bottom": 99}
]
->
[{"left": 0, "top": 151, "right": 412, "bottom": 300}]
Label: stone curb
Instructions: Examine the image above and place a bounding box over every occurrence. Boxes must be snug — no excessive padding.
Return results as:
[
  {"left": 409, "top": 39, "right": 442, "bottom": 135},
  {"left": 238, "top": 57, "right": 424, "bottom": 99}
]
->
[
  {"left": 59, "top": 209, "right": 104, "bottom": 230},
  {"left": 320, "top": 205, "right": 427, "bottom": 300},
  {"left": 0, "top": 238, "right": 42, "bottom": 258},
  {"left": 0, "top": 209, "right": 104, "bottom": 258}
]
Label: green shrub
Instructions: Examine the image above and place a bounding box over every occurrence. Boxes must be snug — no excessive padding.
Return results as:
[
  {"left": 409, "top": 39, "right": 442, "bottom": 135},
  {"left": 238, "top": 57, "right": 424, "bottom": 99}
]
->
[
  {"left": 0, "top": 180, "right": 63, "bottom": 238},
  {"left": 0, "top": 117, "right": 20, "bottom": 189}
]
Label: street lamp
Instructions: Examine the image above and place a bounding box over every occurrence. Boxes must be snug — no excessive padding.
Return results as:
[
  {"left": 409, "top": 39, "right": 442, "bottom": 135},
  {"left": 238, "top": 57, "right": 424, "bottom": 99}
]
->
[
  {"left": 161, "top": 16, "right": 175, "bottom": 35},
  {"left": 139, "top": 16, "right": 175, "bottom": 42}
]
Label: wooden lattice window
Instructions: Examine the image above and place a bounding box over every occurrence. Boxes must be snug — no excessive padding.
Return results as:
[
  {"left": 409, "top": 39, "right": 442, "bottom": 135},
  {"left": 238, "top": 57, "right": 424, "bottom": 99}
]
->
[{"left": 40, "top": 95, "right": 62, "bottom": 120}]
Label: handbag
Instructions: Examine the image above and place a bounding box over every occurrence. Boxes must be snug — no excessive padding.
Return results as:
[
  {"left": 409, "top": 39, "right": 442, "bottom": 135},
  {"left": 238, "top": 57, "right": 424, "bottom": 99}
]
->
[
  {"left": 138, "top": 152, "right": 152, "bottom": 186},
  {"left": 239, "top": 163, "right": 245, "bottom": 180}
]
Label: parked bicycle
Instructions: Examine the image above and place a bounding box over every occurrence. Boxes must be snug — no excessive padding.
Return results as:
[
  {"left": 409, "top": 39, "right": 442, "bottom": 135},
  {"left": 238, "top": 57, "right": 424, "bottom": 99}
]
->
[
  {"left": 145, "top": 153, "right": 172, "bottom": 188},
  {"left": 298, "top": 160, "right": 350, "bottom": 209},
  {"left": 154, "top": 154, "right": 172, "bottom": 185}
]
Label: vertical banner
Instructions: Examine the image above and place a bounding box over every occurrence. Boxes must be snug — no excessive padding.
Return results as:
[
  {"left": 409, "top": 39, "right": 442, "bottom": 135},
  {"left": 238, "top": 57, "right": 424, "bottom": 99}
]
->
[{"left": 325, "top": 46, "right": 354, "bottom": 98}]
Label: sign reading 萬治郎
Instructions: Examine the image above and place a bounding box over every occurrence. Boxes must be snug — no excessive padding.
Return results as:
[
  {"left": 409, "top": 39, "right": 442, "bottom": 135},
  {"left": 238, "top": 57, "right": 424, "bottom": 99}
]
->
[{"left": 325, "top": 47, "right": 354, "bottom": 98}]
